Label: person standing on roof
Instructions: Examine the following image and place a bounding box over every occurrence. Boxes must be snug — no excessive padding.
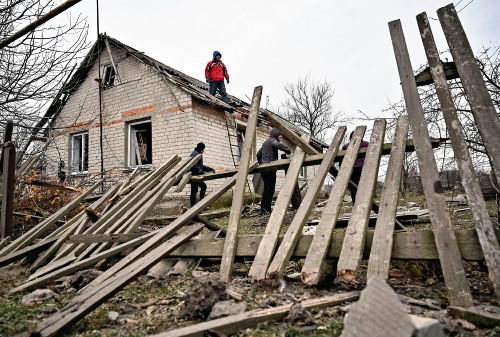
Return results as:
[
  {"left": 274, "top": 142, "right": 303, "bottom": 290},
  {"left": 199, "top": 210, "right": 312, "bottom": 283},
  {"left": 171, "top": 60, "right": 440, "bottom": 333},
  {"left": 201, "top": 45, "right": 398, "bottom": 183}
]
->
[
  {"left": 256, "top": 128, "right": 291, "bottom": 214},
  {"left": 190, "top": 142, "right": 215, "bottom": 207},
  {"left": 205, "top": 51, "right": 230, "bottom": 104}
]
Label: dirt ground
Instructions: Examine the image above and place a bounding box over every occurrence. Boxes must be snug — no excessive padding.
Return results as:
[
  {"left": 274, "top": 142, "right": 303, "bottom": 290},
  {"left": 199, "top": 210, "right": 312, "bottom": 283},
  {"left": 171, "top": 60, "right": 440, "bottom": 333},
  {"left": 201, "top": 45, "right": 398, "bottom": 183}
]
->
[{"left": 0, "top": 193, "right": 499, "bottom": 337}]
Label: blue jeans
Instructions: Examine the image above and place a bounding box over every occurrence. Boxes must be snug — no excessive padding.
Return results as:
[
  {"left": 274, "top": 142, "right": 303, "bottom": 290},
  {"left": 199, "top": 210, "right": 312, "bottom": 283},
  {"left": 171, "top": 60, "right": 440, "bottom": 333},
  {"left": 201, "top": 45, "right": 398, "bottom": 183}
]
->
[{"left": 209, "top": 81, "right": 229, "bottom": 104}]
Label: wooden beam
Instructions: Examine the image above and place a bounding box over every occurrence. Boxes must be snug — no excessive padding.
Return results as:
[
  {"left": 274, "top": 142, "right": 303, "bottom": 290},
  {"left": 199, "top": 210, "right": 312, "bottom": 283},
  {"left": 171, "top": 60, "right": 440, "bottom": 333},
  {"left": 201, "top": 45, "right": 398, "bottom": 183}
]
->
[
  {"left": 67, "top": 233, "right": 145, "bottom": 243},
  {"left": 0, "top": 236, "right": 58, "bottom": 268},
  {"left": 29, "top": 180, "right": 78, "bottom": 191},
  {"left": 367, "top": 116, "right": 409, "bottom": 279},
  {"left": 266, "top": 127, "right": 346, "bottom": 280},
  {"left": 174, "top": 172, "right": 192, "bottom": 192},
  {"left": 103, "top": 34, "right": 121, "bottom": 83},
  {"left": 248, "top": 135, "right": 308, "bottom": 280},
  {"left": 417, "top": 12, "right": 500, "bottom": 301},
  {"left": 34, "top": 224, "right": 204, "bottom": 337},
  {"left": 448, "top": 306, "right": 500, "bottom": 328},
  {"left": 301, "top": 126, "right": 366, "bottom": 285},
  {"left": 337, "top": 119, "right": 386, "bottom": 281},
  {"left": 262, "top": 111, "right": 317, "bottom": 155},
  {"left": 194, "top": 215, "right": 226, "bottom": 237},
  {"left": 389, "top": 19, "right": 472, "bottom": 307},
  {"left": 153, "top": 291, "right": 360, "bottom": 337},
  {"left": 168, "top": 229, "right": 500, "bottom": 261},
  {"left": 191, "top": 138, "right": 443, "bottom": 182},
  {"left": 220, "top": 86, "right": 262, "bottom": 282},
  {"left": 437, "top": 4, "right": 500, "bottom": 184}
]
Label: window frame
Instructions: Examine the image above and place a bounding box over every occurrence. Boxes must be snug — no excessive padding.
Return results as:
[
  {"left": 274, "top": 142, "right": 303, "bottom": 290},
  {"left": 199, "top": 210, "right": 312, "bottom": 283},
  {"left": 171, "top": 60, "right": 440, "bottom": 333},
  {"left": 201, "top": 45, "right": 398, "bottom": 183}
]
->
[
  {"left": 127, "top": 119, "right": 153, "bottom": 168},
  {"left": 102, "top": 64, "right": 116, "bottom": 89},
  {"left": 70, "top": 131, "right": 89, "bottom": 174}
]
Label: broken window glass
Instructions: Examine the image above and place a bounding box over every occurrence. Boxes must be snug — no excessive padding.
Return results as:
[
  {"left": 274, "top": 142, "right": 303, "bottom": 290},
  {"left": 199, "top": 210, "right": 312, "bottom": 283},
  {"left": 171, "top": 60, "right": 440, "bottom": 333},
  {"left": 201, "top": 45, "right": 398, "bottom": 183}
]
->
[
  {"left": 70, "top": 132, "right": 89, "bottom": 173},
  {"left": 128, "top": 120, "right": 152, "bottom": 167}
]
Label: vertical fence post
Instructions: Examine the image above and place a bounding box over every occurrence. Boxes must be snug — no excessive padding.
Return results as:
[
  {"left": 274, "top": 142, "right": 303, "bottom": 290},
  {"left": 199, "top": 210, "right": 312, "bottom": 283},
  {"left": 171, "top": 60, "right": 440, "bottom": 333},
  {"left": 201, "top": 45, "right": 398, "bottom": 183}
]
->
[
  {"left": 1, "top": 142, "right": 16, "bottom": 239},
  {"left": 0, "top": 120, "right": 14, "bottom": 175}
]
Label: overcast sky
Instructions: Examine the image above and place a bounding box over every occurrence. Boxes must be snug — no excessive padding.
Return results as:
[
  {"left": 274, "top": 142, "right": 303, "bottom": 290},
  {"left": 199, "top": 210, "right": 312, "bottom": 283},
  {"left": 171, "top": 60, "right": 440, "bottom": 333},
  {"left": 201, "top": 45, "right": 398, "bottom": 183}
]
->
[{"left": 66, "top": 0, "right": 499, "bottom": 124}]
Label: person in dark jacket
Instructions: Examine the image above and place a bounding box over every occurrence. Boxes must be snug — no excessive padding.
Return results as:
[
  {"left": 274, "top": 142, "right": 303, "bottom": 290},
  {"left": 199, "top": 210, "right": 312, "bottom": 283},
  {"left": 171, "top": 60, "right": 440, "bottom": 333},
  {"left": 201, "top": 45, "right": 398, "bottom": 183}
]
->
[
  {"left": 342, "top": 131, "right": 369, "bottom": 204},
  {"left": 205, "top": 51, "right": 230, "bottom": 104},
  {"left": 190, "top": 142, "right": 215, "bottom": 207},
  {"left": 256, "top": 128, "right": 291, "bottom": 213}
]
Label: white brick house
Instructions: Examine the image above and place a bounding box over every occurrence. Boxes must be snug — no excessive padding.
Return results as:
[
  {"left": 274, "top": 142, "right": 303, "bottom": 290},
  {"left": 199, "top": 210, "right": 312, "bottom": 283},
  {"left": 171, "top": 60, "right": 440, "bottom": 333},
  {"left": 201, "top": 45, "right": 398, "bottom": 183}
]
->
[{"left": 41, "top": 35, "right": 326, "bottom": 194}]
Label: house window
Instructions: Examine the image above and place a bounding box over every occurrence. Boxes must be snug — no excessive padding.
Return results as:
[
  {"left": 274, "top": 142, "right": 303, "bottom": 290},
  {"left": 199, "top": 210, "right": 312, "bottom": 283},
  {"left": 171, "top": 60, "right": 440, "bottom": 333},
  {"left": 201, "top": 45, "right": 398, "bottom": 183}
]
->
[
  {"left": 70, "top": 132, "right": 89, "bottom": 173},
  {"left": 128, "top": 120, "right": 152, "bottom": 167},
  {"left": 103, "top": 65, "right": 116, "bottom": 88},
  {"left": 236, "top": 129, "right": 245, "bottom": 164}
]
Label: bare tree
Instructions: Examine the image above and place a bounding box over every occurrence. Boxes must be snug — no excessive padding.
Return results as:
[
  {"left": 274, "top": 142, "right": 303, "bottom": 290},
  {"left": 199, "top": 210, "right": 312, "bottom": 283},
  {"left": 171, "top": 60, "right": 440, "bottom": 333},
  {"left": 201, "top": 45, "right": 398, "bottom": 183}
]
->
[
  {"left": 0, "top": 0, "right": 88, "bottom": 153},
  {"left": 277, "top": 75, "right": 347, "bottom": 141}
]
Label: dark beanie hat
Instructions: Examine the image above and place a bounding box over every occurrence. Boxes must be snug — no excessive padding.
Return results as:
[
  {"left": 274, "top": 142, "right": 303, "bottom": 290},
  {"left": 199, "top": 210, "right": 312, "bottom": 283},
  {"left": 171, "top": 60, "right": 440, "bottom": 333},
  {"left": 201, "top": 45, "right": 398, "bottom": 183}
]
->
[{"left": 195, "top": 142, "right": 206, "bottom": 152}]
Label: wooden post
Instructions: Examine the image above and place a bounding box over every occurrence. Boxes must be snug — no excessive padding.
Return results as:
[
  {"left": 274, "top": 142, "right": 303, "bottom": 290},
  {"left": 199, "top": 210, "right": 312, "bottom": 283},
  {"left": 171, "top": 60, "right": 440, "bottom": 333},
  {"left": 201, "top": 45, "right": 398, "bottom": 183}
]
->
[
  {"left": 248, "top": 135, "right": 308, "bottom": 280},
  {"left": 389, "top": 19, "right": 472, "bottom": 307},
  {"left": 1, "top": 142, "right": 15, "bottom": 239},
  {"left": 220, "top": 86, "right": 262, "bottom": 282},
  {"left": 367, "top": 116, "right": 409, "bottom": 279},
  {"left": 417, "top": 12, "right": 500, "bottom": 301},
  {"left": 337, "top": 119, "right": 386, "bottom": 281},
  {"left": 0, "top": 120, "right": 13, "bottom": 174},
  {"left": 301, "top": 126, "right": 366, "bottom": 285},
  {"left": 437, "top": 4, "right": 500, "bottom": 184},
  {"left": 266, "top": 127, "right": 346, "bottom": 280}
]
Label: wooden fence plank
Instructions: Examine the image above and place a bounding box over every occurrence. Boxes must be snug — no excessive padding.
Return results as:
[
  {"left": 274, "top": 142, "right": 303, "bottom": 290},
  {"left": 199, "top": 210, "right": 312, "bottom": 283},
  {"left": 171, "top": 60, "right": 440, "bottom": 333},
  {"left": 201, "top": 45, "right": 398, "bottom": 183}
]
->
[
  {"left": 301, "top": 126, "right": 366, "bottom": 285},
  {"left": 67, "top": 233, "right": 145, "bottom": 243},
  {"left": 417, "top": 12, "right": 500, "bottom": 301},
  {"left": 337, "top": 119, "right": 386, "bottom": 281},
  {"left": 33, "top": 224, "right": 204, "bottom": 337},
  {"left": 437, "top": 4, "right": 500, "bottom": 183},
  {"left": 220, "top": 86, "right": 262, "bottom": 282},
  {"left": 248, "top": 135, "right": 308, "bottom": 280},
  {"left": 389, "top": 19, "right": 472, "bottom": 307},
  {"left": 0, "top": 236, "right": 58, "bottom": 268},
  {"left": 153, "top": 291, "right": 360, "bottom": 337},
  {"left": 266, "top": 127, "right": 346, "bottom": 280},
  {"left": 367, "top": 116, "right": 409, "bottom": 279}
]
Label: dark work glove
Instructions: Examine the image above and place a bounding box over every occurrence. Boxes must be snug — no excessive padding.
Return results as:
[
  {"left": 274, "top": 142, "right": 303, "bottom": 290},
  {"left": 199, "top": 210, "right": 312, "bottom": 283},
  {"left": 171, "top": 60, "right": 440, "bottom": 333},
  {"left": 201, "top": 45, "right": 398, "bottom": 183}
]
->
[
  {"left": 226, "top": 79, "right": 230, "bottom": 84},
  {"left": 206, "top": 78, "right": 210, "bottom": 83}
]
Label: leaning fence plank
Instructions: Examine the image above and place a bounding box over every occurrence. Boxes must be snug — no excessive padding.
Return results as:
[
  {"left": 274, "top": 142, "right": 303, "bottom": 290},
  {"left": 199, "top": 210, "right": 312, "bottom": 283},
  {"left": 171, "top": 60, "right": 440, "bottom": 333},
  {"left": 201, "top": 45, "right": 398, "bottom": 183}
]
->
[
  {"left": 389, "top": 19, "right": 472, "bottom": 307},
  {"left": 248, "top": 135, "right": 309, "bottom": 280},
  {"left": 0, "top": 236, "right": 58, "bottom": 268},
  {"left": 266, "top": 127, "right": 346, "bottom": 280},
  {"left": 220, "top": 86, "right": 262, "bottom": 282},
  {"left": 174, "top": 172, "right": 192, "bottom": 192},
  {"left": 417, "top": 12, "right": 500, "bottom": 301},
  {"left": 367, "top": 116, "right": 409, "bottom": 279},
  {"left": 337, "top": 120, "right": 386, "bottom": 281},
  {"left": 153, "top": 291, "right": 360, "bottom": 337},
  {"left": 437, "top": 4, "right": 500, "bottom": 183},
  {"left": 301, "top": 126, "right": 366, "bottom": 285},
  {"left": 34, "top": 224, "right": 204, "bottom": 337},
  {"left": 0, "top": 179, "right": 103, "bottom": 257}
]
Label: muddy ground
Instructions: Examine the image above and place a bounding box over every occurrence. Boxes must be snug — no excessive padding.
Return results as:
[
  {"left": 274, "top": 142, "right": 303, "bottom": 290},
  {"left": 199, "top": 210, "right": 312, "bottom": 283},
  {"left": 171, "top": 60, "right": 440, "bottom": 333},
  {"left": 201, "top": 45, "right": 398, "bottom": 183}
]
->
[{"left": 0, "top": 194, "right": 499, "bottom": 336}]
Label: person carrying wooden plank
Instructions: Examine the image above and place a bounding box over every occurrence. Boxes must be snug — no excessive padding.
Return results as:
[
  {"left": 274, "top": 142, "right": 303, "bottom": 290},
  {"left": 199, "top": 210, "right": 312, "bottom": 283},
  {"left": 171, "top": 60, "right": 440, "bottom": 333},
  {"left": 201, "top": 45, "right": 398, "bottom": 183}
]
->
[
  {"left": 190, "top": 143, "right": 215, "bottom": 207},
  {"left": 256, "top": 128, "right": 291, "bottom": 214},
  {"left": 342, "top": 131, "right": 369, "bottom": 204}
]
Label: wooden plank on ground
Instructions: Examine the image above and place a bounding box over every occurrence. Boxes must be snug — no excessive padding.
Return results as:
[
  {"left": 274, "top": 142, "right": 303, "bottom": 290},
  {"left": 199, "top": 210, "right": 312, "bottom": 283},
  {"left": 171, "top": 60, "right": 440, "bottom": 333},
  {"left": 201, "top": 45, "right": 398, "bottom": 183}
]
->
[
  {"left": 194, "top": 215, "right": 226, "bottom": 237},
  {"left": 220, "top": 86, "right": 262, "bottom": 282},
  {"left": 367, "top": 116, "right": 409, "bottom": 279},
  {"left": 33, "top": 224, "right": 204, "bottom": 337},
  {"left": 0, "top": 236, "right": 58, "bottom": 268},
  {"left": 27, "top": 254, "right": 76, "bottom": 281},
  {"left": 152, "top": 291, "right": 360, "bottom": 337},
  {"left": 11, "top": 231, "right": 158, "bottom": 295},
  {"left": 248, "top": 135, "right": 308, "bottom": 280},
  {"left": 337, "top": 119, "right": 386, "bottom": 281},
  {"left": 190, "top": 138, "right": 442, "bottom": 182},
  {"left": 417, "top": 12, "right": 500, "bottom": 301},
  {"left": 448, "top": 306, "right": 500, "bottom": 328},
  {"left": 67, "top": 232, "right": 145, "bottom": 243},
  {"left": 301, "top": 126, "right": 366, "bottom": 285},
  {"left": 389, "top": 19, "right": 472, "bottom": 307},
  {"left": 437, "top": 4, "right": 500, "bottom": 183},
  {"left": 0, "top": 179, "right": 103, "bottom": 257},
  {"left": 168, "top": 229, "right": 500, "bottom": 261},
  {"left": 266, "top": 127, "right": 346, "bottom": 280}
]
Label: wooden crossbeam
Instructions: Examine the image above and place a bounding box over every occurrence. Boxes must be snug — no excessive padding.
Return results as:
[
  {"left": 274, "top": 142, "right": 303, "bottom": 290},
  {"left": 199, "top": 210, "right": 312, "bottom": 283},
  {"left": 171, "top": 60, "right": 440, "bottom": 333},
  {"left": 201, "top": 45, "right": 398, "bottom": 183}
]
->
[
  {"left": 389, "top": 19, "right": 472, "bottom": 307},
  {"left": 337, "top": 119, "right": 386, "bottom": 281},
  {"left": 417, "top": 12, "right": 500, "bottom": 301},
  {"left": 367, "top": 116, "right": 409, "bottom": 279},
  {"left": 301, "top": 126, "right": 366, "bottom": 285}
]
